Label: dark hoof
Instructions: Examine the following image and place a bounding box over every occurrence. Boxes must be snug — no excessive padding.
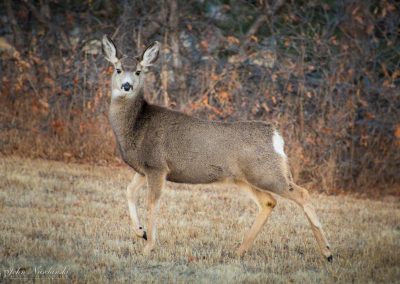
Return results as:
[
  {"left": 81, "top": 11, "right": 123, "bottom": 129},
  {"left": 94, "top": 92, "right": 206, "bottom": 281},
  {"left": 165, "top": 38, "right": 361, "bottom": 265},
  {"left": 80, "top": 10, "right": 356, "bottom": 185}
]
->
[
  {"left": 327, "top": 255, "right": 333, "bottom": 262},
  {"left": 142, "top": 231, "right": 147, "bottom": 241}
]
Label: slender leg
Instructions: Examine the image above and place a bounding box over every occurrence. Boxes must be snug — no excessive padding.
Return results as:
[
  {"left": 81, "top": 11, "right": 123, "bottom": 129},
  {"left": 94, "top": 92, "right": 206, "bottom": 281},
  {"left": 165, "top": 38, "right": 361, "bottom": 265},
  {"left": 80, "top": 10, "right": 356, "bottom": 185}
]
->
[
  {"left": 126, "top": 173, "right": 146, "bottom": 239},
  {"left": 282, "top": 183, "right": 333, "bottom": 261},
  {"left": 143, "top": 171, "right": 166, "bottom": 255},
  {"left": 236, "top": 182, "right": 277, "bottom": 256}
]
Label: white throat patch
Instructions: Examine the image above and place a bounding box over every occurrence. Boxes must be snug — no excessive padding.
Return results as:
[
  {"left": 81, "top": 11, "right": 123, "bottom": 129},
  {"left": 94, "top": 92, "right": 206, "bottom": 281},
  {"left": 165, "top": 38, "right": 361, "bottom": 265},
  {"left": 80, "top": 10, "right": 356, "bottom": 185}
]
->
[
  {"left": 112, "top": 88, "right": 136, "bottom": 99},
  {"left": 272, "top": 130, "right": 287, "bottom": 158}
]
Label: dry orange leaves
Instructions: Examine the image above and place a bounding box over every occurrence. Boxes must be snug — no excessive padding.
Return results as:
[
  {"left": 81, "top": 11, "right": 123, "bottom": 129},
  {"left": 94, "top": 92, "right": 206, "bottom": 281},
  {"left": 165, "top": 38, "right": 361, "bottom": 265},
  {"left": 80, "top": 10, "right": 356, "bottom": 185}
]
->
[{"left": 395, "top": 124, "right": 400, "bottom": 146}]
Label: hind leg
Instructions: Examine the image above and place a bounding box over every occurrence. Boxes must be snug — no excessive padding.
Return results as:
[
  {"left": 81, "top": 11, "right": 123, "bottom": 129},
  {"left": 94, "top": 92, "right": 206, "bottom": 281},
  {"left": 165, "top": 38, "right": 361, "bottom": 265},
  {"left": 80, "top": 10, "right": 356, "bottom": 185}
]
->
[
  {"left": 236, "top": 181, "right": 277, "bottom": 256},
  {"left": 281, "top": 183, "right": 333, "bottom": 261}
]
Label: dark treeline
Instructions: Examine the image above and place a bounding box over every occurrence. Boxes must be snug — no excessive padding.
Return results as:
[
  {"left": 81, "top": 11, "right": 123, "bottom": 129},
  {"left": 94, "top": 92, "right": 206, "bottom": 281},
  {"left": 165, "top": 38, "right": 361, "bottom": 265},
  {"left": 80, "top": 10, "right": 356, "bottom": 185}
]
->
[{"left": 0, "top": 0, "right": 399, "bottom": 194}]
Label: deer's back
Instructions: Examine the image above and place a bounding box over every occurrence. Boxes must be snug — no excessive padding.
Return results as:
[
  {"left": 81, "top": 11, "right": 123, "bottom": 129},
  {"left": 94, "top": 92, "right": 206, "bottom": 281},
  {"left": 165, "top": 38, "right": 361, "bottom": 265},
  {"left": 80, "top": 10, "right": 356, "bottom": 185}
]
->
[{"left": 135, "top": 105, "right": 280, "bottom": 184}]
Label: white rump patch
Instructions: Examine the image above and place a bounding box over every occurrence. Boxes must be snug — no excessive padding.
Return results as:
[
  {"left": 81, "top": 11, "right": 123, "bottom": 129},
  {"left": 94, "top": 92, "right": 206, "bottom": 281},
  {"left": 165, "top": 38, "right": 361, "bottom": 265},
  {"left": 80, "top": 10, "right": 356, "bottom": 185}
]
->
[{"left": 272, "top": 130, "right": 287, "bottom": 158}]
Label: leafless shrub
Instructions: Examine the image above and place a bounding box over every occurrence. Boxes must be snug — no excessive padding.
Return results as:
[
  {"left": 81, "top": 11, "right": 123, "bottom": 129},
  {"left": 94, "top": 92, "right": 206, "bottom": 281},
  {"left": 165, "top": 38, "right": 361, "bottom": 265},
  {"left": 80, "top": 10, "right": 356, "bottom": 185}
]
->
[{"left": 0, "top": 0, "right": 399, "bottom": 194}]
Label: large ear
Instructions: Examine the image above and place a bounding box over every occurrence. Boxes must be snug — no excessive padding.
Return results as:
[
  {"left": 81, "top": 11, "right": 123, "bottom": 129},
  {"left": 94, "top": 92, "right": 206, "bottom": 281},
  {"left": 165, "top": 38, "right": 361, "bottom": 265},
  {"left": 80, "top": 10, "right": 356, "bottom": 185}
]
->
[
  {"left": 102, "top": 35, "right": 118, "bottom": 64},
  {"left": 140, "top": 41, "right": 160, "bottom": 67}
]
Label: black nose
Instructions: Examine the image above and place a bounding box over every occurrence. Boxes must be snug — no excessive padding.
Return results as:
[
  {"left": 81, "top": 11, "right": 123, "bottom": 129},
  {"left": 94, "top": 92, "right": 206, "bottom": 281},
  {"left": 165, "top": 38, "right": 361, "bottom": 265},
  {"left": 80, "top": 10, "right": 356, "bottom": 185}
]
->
[{"left": 122, "top": 82, "right": 132, "bottom": 91}]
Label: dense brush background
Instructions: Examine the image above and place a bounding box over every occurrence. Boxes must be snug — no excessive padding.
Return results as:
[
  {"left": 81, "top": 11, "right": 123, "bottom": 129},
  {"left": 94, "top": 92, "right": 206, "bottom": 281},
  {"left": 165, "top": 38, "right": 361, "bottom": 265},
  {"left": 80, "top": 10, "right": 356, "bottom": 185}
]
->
[{"left": 0, "top": 0, "right": 399, "bottom": 195}]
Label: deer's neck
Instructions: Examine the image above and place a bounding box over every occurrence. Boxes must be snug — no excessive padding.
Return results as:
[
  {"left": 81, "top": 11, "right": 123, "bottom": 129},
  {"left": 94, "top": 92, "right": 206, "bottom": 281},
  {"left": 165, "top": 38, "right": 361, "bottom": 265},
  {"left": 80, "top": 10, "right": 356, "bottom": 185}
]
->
[{"left": 109, "top": 91, "right": 146, "bottom": 153}]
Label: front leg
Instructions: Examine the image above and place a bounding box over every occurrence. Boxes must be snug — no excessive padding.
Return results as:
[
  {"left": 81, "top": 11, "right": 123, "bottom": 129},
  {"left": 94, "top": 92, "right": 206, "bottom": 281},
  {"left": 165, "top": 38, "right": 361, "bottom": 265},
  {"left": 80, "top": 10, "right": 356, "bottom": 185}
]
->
[
  {"left": 143, "top": 171, "right": 166, "bottom": 255},
  {"left": 127, "top": 173, "right": 146, "bottom": 239}
]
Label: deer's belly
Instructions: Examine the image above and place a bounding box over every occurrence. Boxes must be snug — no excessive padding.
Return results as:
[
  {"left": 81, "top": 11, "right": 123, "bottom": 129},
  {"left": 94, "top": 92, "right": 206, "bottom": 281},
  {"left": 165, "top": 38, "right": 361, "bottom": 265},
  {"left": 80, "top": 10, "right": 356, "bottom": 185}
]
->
[{"left": 166, "top": 162, "right": 228, "bottom": 184}]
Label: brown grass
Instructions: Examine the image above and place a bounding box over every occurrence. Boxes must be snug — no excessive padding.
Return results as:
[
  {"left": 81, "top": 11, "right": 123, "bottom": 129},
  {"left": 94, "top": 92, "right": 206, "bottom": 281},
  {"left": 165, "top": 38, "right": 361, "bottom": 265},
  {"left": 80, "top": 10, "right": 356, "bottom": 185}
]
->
[{"left": 0, "top": 156, "right": 399, "bottom": 283}]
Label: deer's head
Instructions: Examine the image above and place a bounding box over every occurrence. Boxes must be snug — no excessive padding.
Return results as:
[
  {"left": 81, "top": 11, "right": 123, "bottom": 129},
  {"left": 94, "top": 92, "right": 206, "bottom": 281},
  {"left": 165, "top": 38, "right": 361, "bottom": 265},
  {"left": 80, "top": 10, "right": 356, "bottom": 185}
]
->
[{"left": 102, "top": 35, "right": 160, "bottom": 99}]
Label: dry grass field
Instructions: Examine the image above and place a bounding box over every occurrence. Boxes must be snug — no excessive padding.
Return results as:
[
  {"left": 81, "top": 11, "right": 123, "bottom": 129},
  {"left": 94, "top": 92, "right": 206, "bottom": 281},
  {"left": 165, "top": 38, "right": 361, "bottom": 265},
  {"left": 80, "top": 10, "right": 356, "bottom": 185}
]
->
[{"left": 0, "top": 156, "right": 399, "bottom": 283}]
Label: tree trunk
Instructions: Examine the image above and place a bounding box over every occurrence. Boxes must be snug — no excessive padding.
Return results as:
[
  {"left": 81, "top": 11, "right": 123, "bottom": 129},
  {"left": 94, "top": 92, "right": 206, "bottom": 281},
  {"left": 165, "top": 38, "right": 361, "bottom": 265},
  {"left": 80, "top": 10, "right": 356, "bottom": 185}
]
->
[{"left": 168, "top": 0, "right": 187, "bottom": 108}]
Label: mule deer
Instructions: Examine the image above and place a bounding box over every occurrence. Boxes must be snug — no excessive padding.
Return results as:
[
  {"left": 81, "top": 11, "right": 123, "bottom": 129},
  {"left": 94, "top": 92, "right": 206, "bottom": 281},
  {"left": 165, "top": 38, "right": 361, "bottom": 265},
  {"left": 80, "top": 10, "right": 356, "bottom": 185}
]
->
[{"left": 102, "top": 35, "right": 333, "bottom": 261}]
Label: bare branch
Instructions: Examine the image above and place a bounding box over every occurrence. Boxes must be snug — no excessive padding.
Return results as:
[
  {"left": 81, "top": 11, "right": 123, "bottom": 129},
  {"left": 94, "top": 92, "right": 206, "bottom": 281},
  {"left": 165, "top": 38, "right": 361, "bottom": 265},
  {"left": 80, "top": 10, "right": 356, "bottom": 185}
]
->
[
  {"left": 22, "top": 0, "right": 71, "bottom": 49},
  {"left": 5, "top": 0, "right": 23, "bottom": 48}
]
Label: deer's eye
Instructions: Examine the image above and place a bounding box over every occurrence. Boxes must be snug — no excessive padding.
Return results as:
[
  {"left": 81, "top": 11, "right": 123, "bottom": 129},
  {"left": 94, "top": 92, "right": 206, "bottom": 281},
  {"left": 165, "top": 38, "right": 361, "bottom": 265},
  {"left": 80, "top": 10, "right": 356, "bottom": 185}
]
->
[
  {"left": 135, "top": 70, "right": 141, "bottom": 76},
  {"left": 116, "top": 69, "right": 122, "bottom": 74}
]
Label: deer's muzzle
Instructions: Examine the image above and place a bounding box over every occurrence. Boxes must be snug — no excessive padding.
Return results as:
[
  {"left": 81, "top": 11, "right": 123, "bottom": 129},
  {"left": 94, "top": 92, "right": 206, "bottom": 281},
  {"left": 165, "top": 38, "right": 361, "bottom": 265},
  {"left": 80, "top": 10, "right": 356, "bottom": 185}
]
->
[{"left": 121, "top": 82, "right": 133, "bottom": 92}]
